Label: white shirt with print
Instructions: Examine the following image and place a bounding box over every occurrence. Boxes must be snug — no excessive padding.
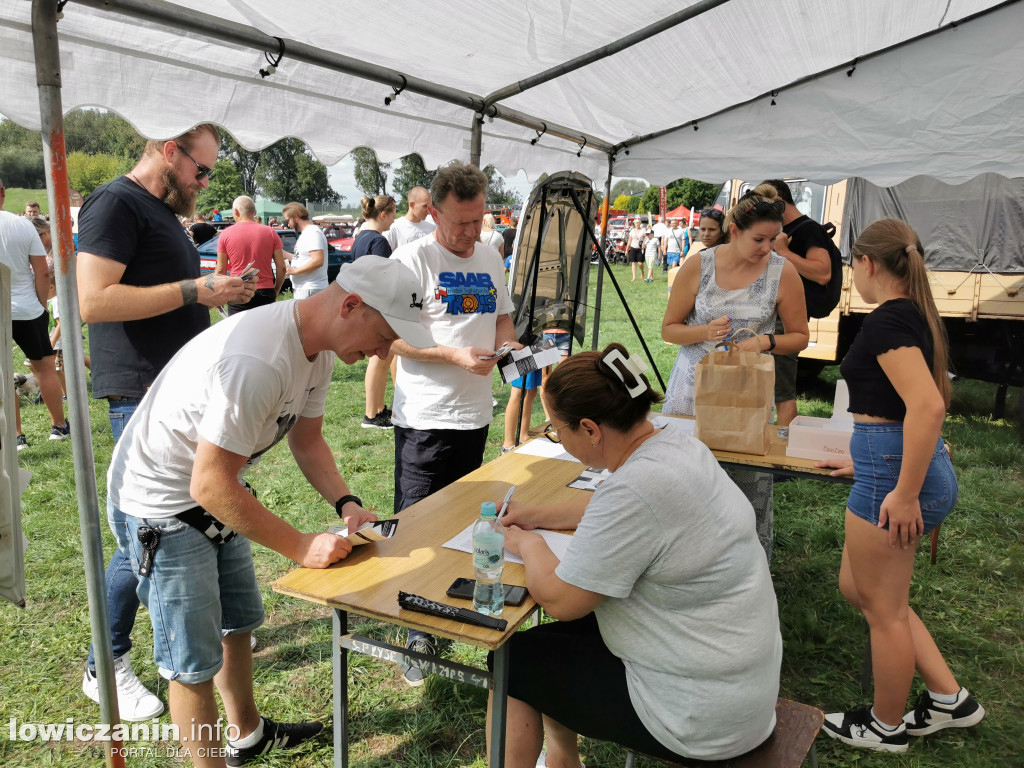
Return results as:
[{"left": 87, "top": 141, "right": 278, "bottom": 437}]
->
[{"left": 391, "top": 236, "right": 514, "bottom": 430}]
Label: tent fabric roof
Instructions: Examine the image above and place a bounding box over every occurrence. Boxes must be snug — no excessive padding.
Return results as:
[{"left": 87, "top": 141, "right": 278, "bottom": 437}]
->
[{"left": 2, "top": 0, "right": 1022, "bottom": 186}]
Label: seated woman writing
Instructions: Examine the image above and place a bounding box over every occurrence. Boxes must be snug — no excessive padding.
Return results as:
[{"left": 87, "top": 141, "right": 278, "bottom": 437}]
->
[{"left": 488, "top": 343, "right": 783, "bottom": 767}]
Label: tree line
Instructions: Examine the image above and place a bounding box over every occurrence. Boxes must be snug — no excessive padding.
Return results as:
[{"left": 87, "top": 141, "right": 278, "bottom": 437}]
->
[
  {"left": 0, "top": 110, "right": 340, "bottom": 214},
  {"left": 610, "top": 178, "right": 719, "bottom": 216}
]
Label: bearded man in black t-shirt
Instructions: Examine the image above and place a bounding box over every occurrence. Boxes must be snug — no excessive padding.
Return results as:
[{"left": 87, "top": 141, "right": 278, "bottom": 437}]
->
[
  {"left": 762, "top": 179, "right": 835, "bottom": 427},
  {"left": 76, "top": 123, "right": 255, "bottom": 721}
]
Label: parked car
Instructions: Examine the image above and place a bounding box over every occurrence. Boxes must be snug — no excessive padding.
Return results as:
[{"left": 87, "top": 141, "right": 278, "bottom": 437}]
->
[{"left": 197, "top": 227, "right": 352, "bottom": 290}]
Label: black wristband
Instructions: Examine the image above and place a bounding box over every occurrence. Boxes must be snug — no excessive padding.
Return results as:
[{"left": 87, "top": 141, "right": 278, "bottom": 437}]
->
[
  {"left": 766, "top": 333, "right": 777, "bottom": 351},
  {"left": 335, "top": 495, "right": 362, "bottom": 518}
]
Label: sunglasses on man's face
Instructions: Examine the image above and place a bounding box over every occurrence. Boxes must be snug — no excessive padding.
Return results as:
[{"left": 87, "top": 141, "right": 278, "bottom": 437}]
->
[{"left": 174, "top": 142, "right": 214, "bottom": 181}]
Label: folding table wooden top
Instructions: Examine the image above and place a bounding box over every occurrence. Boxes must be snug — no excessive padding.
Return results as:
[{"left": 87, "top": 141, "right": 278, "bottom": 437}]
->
[{"left": 272, "top": 421, "right": 845, "bottom": 767}]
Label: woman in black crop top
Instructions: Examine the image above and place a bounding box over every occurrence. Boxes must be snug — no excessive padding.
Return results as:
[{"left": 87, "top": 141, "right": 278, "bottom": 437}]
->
[{"left": 821, "top": 220, "right": 984, "bottom": 751}]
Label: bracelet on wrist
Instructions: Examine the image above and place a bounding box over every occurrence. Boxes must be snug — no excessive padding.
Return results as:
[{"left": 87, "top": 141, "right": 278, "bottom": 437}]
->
[
  {"left": 766, "top": 333, "right": 777, "bottom": 352},
  {"left": 335, "top": 495, "right": 362, "bottom": 518}
]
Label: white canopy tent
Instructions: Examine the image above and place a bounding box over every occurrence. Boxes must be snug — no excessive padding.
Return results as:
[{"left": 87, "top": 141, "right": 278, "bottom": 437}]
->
[
  {"left": 2, "top": 1, "right": 1023, "bottom": 762},
  {"left": 2, "top": 0, "right": 1023, "bottom": 186}
]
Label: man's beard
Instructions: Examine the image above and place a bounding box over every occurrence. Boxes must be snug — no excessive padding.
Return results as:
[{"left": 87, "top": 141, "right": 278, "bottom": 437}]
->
[{"left": 160, "top": 167, "right": 199, "bottom": 217}]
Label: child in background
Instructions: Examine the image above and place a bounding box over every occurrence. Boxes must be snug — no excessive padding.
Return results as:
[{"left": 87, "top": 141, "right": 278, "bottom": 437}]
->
[{"left": 501, "top": 370, "right": 542, "bottom": 453}]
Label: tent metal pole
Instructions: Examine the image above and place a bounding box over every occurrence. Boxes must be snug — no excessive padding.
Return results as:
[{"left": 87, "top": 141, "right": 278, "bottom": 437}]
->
[
  {"left": 483, "top": 0, "right": 731, "bottom": 105},
  {"left": 31, "top": 3, "right": 125, "bottom": 766},
  {"left": 71, "top": 0, "right": 616, "bottom": 156},
  {"left": 591, "top": 155, "right": 614, "bottom": 350},
  {"left": 568, "top": 188, "right": 665, "bottom": 390},
  {"left": 470, "top": 113, "right": 483, "bottom": 167}
]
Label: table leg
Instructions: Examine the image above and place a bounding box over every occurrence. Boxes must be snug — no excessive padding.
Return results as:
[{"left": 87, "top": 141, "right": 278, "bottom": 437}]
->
[
  {"left": 489, "top": 644, "right": 509, "bottom": 768},
  {"left": 333, "top": 609, "right": 348, "bottom": 768}
]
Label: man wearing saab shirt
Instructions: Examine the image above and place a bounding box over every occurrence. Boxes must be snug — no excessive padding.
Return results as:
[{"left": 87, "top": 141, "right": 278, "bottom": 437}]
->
[{"left": 389, "top": 162, "right": 520, "bottom": 684}]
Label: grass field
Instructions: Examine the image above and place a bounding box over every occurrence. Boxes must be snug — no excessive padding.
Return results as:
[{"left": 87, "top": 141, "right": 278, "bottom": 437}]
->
[
  {"left": 1, "top": 264, "right": 1021, "bottom": 767},
  {"left": 1, "top": 188, "right": 48, "bottom": 216}
]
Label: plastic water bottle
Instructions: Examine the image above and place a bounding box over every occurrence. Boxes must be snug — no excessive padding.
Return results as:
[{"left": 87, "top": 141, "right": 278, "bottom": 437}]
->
[{"left": 472, "top": 501, "right": 505, "bottom": 615}]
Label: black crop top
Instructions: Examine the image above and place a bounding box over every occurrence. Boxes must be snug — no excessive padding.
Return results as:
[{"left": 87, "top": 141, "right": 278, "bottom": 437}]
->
[{"left": 839, "top": 299, "right": 933, "bottom": 421}]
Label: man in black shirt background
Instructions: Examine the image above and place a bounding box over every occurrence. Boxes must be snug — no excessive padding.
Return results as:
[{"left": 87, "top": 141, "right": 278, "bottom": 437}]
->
[
  {"left": 76, "top": 123, "right": 254, "bottom": 720},
  {"left": 763, "top": 179, "right": 834, "bottom": 427}
]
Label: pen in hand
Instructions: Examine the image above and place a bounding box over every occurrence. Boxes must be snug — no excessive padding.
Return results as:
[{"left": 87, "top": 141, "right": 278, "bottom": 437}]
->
[{"left": 498, "top": 485, "right": 516, "bottom": 519}]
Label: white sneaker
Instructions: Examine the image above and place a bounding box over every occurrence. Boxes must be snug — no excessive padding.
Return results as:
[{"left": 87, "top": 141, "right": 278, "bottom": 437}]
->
[
  {"left": 82, "top": 652, "right": 164, "bottom": 721},
  {"left": 536, "top": 750, "right": 585, "bottom": 768}
]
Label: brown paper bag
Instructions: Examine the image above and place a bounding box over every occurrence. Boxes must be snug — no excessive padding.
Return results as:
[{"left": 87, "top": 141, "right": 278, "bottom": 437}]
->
[{"left": 693, "top": 337, "right": 775, "bottom": 456}]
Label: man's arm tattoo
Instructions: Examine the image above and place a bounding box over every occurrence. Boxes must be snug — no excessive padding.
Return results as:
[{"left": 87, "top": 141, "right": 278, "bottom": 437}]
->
[
  {"left": 204, "top": 274, "right": 215, "bottom": 292},
  {"left": 178, "top": 278, "right": 199, "bottom": 306}
]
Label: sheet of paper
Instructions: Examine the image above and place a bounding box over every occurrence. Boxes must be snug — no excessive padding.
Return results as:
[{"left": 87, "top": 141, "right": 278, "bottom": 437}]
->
[
  {"left": 443, "top": 521, "right": 573, "bottom": 566},
  {"left": 496, "top": 342, "right": 562, "bottom": 384},
  {"left": 512, "top": 439, "right": 579, "bottom": 462}
]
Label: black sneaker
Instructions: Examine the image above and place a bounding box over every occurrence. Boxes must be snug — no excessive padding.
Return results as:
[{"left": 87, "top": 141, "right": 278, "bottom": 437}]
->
[
  {"left": 903, "top": 687, "right": 985, "bottom": 736},
  {"left": 49, "top": 421, "right": 71, "bottom": 441},
  {"left": 401, "top": 635, "right": 437, "bottom": 687},
  {"left": 361, "top": 408, "right": 394, "bottom": 430},
  {"left": 16, "top": 434, "right": 28, "bottom": 451},
  {"left": 225, "top": 717, "right": 323, "bottom": 766},
  {"left": 822, "top": 705, "right": 909, "bottom": 752}
]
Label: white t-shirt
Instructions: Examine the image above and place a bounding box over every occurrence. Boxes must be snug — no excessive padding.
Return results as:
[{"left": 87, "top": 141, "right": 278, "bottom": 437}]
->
[
  {"left": 391, "top": 236, "right": 514, "bottom": 430},
  {"left": 385, "top": 216, "right": 436, "bottom": 250},
  {"left": 479, "top": 229, "right": 505, "bottom": 254},
  {"left": 0, "top": 211, "right": 47, "bottom": 320},
  {"left": 652, "top": 222, "right": 670, "bottom": 242},
  {"left": 109, "top": 301, "right": 335, "bottom": 518},
  {"left": 556, "top": 428, "right": 782, "bottom": 760},
  {"left": 290, "top": 225, "right": 329, "bottom": 291},
  {"left": 625, "top": 227, "right": 645, "bottom": 249},
  {"left": 665, "top": 226, "right": 685, "bottom": 253}
]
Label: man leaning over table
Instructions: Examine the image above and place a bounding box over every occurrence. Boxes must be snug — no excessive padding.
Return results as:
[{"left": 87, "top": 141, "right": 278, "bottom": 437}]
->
[
  {"left": 105, "top": 256, "right": 435, "bottom": 767},
  {"left": 389, "top": 162, "right": 521, "bottom": 686}
]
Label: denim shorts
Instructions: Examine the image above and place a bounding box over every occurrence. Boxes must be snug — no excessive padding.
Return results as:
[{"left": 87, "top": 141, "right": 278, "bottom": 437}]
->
[
  {"left": 109, "top": 503, "right": 265, "bottom": 684},
  {"left": 846, "top": 422, "right": 957, "bottom": 533}
]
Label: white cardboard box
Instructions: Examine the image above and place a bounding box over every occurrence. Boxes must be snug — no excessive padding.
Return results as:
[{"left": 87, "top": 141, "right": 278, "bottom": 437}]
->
[{"left": 785, "top": 415, "right": 853, "bottom": 462}]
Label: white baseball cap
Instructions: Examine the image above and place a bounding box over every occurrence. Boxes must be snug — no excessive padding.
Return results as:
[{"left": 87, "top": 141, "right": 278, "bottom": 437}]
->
[{"left": 336, "top": 256, "right": 436, "bottom": 349}]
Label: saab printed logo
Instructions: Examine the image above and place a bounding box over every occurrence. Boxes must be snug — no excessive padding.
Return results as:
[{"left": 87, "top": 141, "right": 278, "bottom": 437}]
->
[{"left": 434, "top": 271, "right": 498, "bottom": 315}]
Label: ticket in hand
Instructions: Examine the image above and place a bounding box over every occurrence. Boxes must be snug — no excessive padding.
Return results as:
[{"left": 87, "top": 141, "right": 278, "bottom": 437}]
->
[
  {"left": 478, "top": 342, "right": 516, "bottom": 360},
  {"left": 239, "top": 262, "right": 260, "bottom": 282},
  {"left": 328, "top": 519, "right": 399, "bottom": 545}
]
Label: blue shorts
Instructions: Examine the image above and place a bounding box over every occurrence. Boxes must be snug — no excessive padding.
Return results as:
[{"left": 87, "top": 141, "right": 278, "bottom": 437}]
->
[
  {"left": 510, "top": 369, "right": 543, "bottom": 389},
  {"left": 110, "top": 503, "right": 265, "bottom": 684},
  {"left": 542, "top": 329, "right": 571, "bottom": 356},
  {"left": 846, "top": 422, "right": 957, "bottom": 533},
  {"left": 666, "top": 251, "right": 681, "bottom": 266}
]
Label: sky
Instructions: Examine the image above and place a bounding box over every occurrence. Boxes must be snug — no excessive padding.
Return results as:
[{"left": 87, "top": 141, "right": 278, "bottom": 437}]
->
[{"left": 327, "top": 154, "right": 542, "bottom": 208}]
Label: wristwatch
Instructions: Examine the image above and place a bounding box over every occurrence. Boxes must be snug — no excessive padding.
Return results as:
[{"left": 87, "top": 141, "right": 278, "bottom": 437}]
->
[
  {"left": 335, "top": 494, "right": 363, "bottom": 518},
  {"left": 766, "top": 333, "right": 777, "bottom": 351}
]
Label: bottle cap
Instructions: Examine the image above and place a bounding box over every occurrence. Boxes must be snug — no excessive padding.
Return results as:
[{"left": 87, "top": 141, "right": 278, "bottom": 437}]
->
[{"left": 480, "top": 501, "right": 497, "bottom": 517}]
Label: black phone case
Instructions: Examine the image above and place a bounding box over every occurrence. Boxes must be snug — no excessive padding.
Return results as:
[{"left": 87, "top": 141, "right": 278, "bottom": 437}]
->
[{"left": 447, "top": 578, "right": 527, "bottom": 606}]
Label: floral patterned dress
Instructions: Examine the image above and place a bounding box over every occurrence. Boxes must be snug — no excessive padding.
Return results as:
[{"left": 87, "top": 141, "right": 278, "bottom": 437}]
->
[{"left": 663, "top": 246, "right": 785, "bottom": 560}]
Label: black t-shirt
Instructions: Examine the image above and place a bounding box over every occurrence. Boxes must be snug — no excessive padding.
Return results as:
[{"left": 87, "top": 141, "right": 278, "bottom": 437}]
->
[
  {"left": 190, "top": 221, "right": 217, "bottom": 245},
  {"left": 502, "top": 227, "right": 517, "bottom": 259},
  {"left": 839, "top": 299, "right": 933, "bottom": 421},
  {"left": 784, "top": 215, "right": 835, "bottom": 316},
  {"left": 77, "top": 176, "right": 211, "bottom": 399},
  {"left": 351, "top": 229, "right": 392, "bottom": 260}
]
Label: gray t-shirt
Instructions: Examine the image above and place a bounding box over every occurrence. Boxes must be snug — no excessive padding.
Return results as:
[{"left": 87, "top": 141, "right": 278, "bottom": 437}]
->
[{"left": 556, "top": 428, "right": 782, "bottom": 760}]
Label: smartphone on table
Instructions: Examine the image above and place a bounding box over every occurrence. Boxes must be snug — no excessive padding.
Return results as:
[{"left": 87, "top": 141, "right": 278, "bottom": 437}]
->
[{"left": 447, "top": 577, "right": 528, "bottom": 606}]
